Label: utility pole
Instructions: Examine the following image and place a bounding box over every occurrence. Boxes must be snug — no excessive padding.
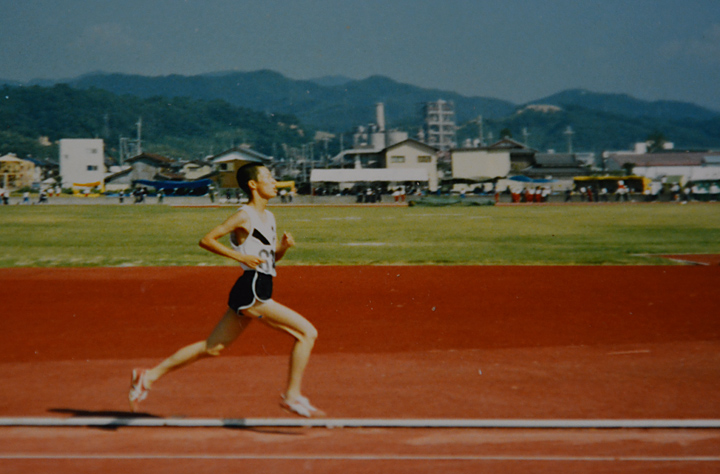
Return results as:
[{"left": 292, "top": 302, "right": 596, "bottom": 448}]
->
[
  {"left": 136, "top": 118, "right": 143, "bottom": 155},
  {"left": 522, "top": 127, "right": 530, "bottom": 147},
  {"left": 477, "top": 116, "right": 484, "bottom": 146},
  {"left": 119, "top": 137, "right": 128, "bottom": 166},
  {"left": 564, "top": 126, "right": 574, "bottom": 154},
  {"left": 103, "top": 113, "right": 110, "bottom": 140},
  {"left": 322, "top": 136, "right": 329, "bottom": 168}
]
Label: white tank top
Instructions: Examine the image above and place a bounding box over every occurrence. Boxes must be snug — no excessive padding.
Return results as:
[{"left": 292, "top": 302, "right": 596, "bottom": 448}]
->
[{"left": 230, "top": 205, "right": 277, "bottom": 276}]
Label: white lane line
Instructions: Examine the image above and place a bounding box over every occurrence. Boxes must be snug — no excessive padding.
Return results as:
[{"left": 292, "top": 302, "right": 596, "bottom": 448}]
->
[
  {"left": 607, "top": 349, "right": 652, "bottom": 355},
  {"left": 1, "top": 418, "right": 720, "bottom": 429},
  {"left": 0, "top": 454, "right": 718, "bottom": 462}
]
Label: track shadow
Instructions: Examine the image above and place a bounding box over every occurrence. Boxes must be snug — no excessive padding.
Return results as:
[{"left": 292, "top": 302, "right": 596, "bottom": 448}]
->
[
  {"left": 49, "top": 408, "right": 160, "bottom": 418},
  {"left": 46, "top": 409, "right": 305, "bottom": 435},
  {"left": 222, "top": 426, "right": 307, "bottom": 436},
  {"left": 48, "top": 408, "right": 159, "bottom": 431}
]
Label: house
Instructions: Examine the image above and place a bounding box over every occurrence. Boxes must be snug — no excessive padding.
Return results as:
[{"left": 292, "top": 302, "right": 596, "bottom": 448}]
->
[
  {"left": 25, "top": 157, "right": 59, "bottom": 185},
  {"left": 0, "top": 154, "right": 36, "bottom": 190},
  {"left": 210, "top": 146, "right": 272, "bottom": 188},
  {"left": 381, "top": 139, "right": 439, "bottom": 191},
  {"left": 104, "top": 152, "right": 175, "bottom": 191},
  {"left": 522, "top": 153, "right": 595, "bottom": 179},
  {"left": 486, "top": 138, "right": 536, "bottom": 172},
  {"left": 605, "top": 151, "right": 720, "bottom": 184},
  {"left": 450, "top": 148, "right": 511, "bottom": 182},
  {"left": 59, "top": 139, "right": 104, "bottom": 188},
  {"left": 103, "top": 167, "right": 132, "bottom": 191},
  {"left": 331, "top": 147, "right": 383, "bottom": 169},
  {"left": 179, "top": 160, "right": 214, "bottom": 180},
  {"left": 125, "top": 153, "right": 175, "bottom": 180},
  {"left": 313, "top": 139, "right": 439, "bottom": 191}
]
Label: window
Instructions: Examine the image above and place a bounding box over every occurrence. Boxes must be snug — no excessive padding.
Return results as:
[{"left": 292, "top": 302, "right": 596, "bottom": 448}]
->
[
  {"left": 418, "top": 155, "right": 431, "bottom": 163},
  {"left": 391, "top": 156, "right": 405, "bottom": 163},
  {"left": 87, "top": 165, "right": 98, "bottom": 171}
]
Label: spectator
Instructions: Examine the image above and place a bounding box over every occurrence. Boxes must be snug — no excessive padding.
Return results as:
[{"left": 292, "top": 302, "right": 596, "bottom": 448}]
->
[{"left": 710, "top": 183, "right": 719, "bottom": 202}]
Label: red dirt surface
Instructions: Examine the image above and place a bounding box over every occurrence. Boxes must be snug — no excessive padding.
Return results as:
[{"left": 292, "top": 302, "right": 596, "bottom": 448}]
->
[
  {"left": 2, "top": 265, "right": 719, "bottom": 361},
  {"left": 1, "top": 265, "right": 719, "bottom": 473}
]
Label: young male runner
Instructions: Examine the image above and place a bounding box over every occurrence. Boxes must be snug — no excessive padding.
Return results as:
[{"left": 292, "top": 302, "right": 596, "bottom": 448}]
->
[{"left": 129, "top": 163, "right": 322, "bottom": 417}]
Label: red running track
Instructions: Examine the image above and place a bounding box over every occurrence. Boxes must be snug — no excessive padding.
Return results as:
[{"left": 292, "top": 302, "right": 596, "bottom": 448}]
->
[{"left": 1, "top": 265, "right": 719, "bottom": 473}]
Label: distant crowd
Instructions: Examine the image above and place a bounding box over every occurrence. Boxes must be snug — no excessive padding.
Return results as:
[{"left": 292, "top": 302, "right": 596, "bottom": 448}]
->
[{"left": 3, "top": 181, "right": 720, "bottom": 205}]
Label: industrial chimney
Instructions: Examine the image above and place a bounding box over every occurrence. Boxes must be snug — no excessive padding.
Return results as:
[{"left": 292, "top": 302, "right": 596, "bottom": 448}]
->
[{"left": 375, "top": 103, "right": 386, "bottom": 132}]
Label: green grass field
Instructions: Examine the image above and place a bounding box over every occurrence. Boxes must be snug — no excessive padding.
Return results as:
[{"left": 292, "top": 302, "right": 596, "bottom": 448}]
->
[{"left": 0, "top": 203, "right": 718, "bottom": 267}]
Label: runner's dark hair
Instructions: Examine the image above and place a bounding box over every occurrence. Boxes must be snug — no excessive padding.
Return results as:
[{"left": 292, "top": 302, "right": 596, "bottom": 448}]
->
[{"left": 236, "top": 163, "right": 264, "bottom": 199}]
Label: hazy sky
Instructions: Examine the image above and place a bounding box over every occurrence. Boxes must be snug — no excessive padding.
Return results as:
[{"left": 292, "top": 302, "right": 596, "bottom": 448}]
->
[{"left": 2, "top": 0, "right": 719, "bottom": 109}]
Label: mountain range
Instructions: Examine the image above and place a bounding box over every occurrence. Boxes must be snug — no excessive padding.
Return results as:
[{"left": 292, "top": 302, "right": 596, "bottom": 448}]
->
[{"left": 2, "top": 70, "right": 720, "bottom": 153}]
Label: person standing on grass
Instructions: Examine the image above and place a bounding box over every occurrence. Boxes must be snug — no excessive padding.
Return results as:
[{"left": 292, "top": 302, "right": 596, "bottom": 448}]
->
[{"left": 129, "top": 162, "right": 323, "bottom": 418}]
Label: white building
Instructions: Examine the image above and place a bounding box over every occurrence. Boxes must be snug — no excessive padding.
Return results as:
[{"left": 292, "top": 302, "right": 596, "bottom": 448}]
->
[
  {"left": 383, "top": 139, "right": 439, "bottom": 191},
  {"left": 451, "top": 148, "right": 511, "bottom": 182},
  {"left": 314, "top": 139, "right": 439, "bottom": 191},
  {"left": 59, "top": 139, "right": 105, "bottom": 188},
  {"left": 606, "top": 152, "right": 720, "bottom": 184}
]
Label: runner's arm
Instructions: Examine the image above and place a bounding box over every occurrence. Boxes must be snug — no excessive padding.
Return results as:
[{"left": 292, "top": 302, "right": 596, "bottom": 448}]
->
[
  {"left": 276, "top": 231, "right": 295, "bottom": 262},
  {"left": 199, "top": 211, "right": 265, "bottom": 269}
]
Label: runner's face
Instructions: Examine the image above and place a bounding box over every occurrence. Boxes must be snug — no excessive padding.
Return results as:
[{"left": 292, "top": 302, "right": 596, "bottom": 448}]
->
[{"left": 254, "top": 167, "right": 278, "bottom": 199}]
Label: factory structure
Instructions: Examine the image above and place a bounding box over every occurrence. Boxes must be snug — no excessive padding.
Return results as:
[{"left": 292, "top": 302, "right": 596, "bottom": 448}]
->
[
  {"left": 340, "top": 100, "right": 458, "bottom": 157},
  {"left": 318, "top": 102, "right": 443, "bottom": 191},
  {"left": 350, "top": 103, "right": 408, "bottom": 153},
  {"left": 423, "top": 99, "right": 457, "bottom": 150}
]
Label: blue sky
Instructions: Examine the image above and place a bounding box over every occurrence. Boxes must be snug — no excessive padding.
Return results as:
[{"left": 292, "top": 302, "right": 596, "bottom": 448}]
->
[{"left": 2, "top": 0, "right": 719, "bottom": 110}]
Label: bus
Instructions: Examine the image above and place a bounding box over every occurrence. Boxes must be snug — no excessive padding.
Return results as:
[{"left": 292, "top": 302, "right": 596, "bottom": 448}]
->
[{"left": 573, "top": 175, "right": 650, "bottom": 194}]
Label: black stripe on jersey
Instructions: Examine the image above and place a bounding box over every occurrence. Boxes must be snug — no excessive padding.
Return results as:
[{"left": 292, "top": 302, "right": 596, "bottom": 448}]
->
[{"left": 252, "top": 229, "right": 271, "bottom": 245}]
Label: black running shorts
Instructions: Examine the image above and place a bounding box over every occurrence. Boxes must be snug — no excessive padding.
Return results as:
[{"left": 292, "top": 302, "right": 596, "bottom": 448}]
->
[{"left": 228, "top": 271, "right": 273, "bottom": 313}]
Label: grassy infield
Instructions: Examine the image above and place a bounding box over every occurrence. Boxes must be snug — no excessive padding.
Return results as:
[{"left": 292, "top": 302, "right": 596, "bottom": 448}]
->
[{"left": 0, "top": 203, "right": 718, "bottom": 267}]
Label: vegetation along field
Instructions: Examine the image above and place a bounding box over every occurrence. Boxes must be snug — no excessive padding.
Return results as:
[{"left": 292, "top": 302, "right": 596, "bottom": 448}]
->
[{"left": 0, "top": 204, "right": 718, "bottom": 267}]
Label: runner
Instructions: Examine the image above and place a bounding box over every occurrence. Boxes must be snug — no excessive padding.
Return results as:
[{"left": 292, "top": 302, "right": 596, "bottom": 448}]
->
[{"left": 129, "top": 163, "right": 322, "bottom": 417}]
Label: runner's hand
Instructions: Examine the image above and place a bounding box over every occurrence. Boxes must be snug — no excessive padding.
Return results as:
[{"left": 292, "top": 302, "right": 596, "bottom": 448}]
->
[
  {"left": 239, "top": 255, "right": 265, "bottom": 269},
  {"left": 281, "top": 232, "right": 295, "bottom": 249}
]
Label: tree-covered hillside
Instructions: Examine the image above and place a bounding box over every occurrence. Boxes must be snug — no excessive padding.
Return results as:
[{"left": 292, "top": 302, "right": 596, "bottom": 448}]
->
[
  {"left": 3, "top": 75, "right": 720, "bottom": 164},
  {"left": 0, "top": 84, "right": 311, "bottom": 162},
  {"left": 67, "top": 71, "right": 518, "bottom": 132},
  {"left": 457, "top": 105, "right": 720, "bottom": 152}
]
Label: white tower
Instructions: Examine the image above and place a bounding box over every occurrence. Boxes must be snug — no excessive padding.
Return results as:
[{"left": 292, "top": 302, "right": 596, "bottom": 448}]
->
[
  {"left": 424, "top": 100, "right": 456, "bottom": 150},
  {"left": 375, "top": 103, "right": 386, "bottom": 132}
]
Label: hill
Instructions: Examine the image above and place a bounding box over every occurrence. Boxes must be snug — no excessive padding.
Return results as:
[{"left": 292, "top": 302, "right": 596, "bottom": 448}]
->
[
  {"left": 46, "top": 70, "right": 717, "bottom": 128},
  {"left": 0, "top": 83, "right": 310, "bottom": 161},
  {"left": 528, "top": 89, "right": 719, "bottom": 121},
  {"left": 308, "top": 75, "right": 355, "bottom": 87},
  {"left": 2, "top": 70, "right": 720, "bottom": 158},
  {"left": 459, "top": 105, "right": 720, "bottom": 153},
  {"left": 59, "top": 70, "right": 516, "bottom": 133}
]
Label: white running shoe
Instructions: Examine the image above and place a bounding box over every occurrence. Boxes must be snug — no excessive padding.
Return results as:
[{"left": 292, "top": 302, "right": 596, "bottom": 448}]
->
[
  {"left": 128, "top": 369, "right": 150, "bottom": 412},
  {"left": 296, "top": 395, "right": 325, "bottom": 416},
  {"left": 281, "top": 394, "right": 325, "bottom": 418}
]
